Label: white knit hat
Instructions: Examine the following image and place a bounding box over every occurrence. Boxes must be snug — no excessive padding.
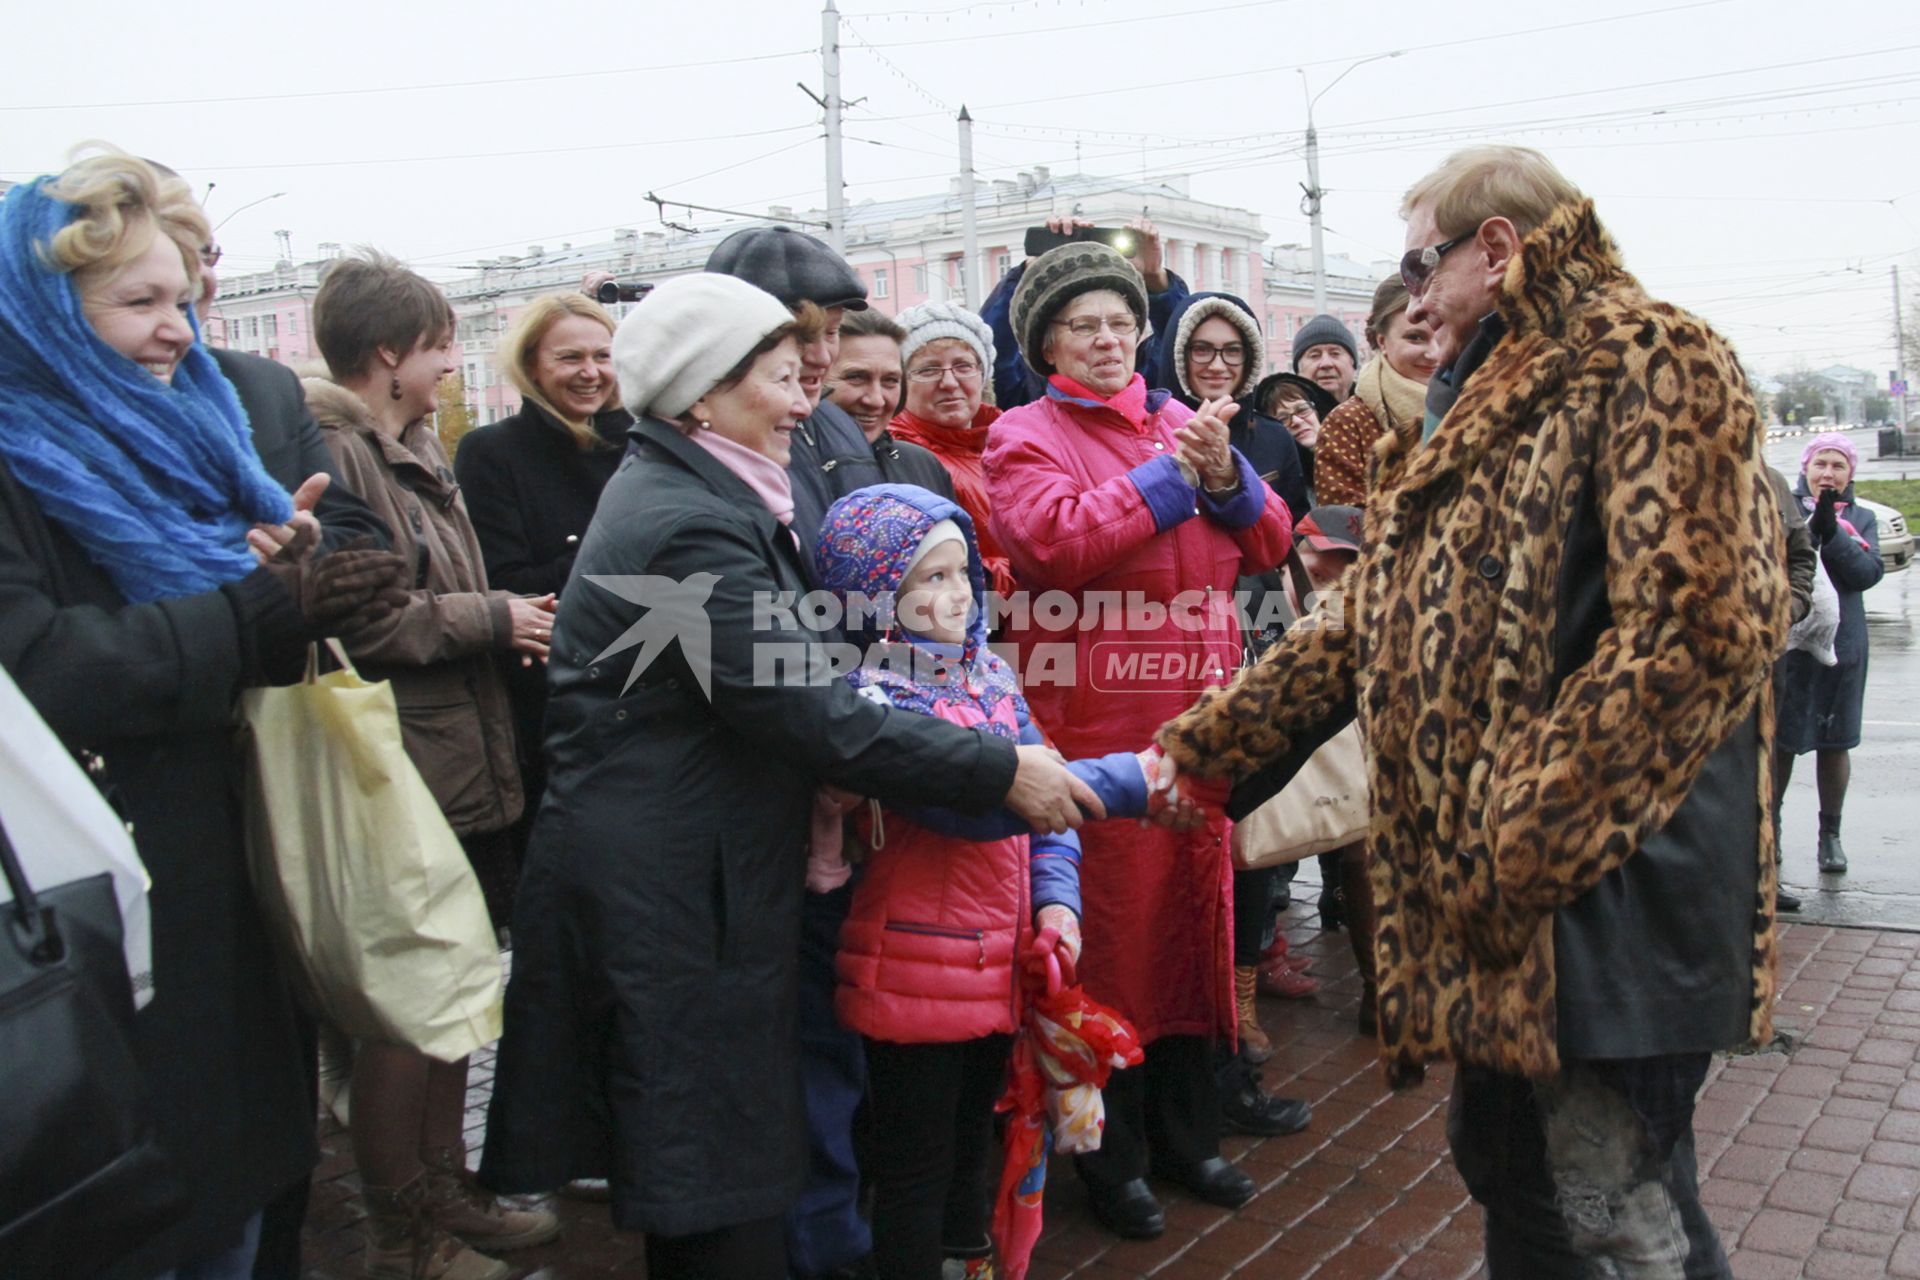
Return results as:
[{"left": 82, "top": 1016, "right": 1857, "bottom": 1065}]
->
[
  {"left": 1172, "top": 295, "right": 1267, "bottom": 402},
  {"left": 896, "top": 301, "right": 996, "bottom": 375},
  {"left": 613, "top": 274, "right": 796, "bottom": 420},
  {"left": 903, "top": 518, "right": 965, "bottom": 580}
]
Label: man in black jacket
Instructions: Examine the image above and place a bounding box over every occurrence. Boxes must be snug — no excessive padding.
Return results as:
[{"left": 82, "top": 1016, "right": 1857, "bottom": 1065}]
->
[{"left": 197, "top": 245, "right": 389, "bottom": 554}]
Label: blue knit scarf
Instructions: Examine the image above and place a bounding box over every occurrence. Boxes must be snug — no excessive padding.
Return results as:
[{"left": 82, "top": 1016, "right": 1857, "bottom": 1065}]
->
[{"left": 0, "top": 177, "right": 291, "bottom": 603}]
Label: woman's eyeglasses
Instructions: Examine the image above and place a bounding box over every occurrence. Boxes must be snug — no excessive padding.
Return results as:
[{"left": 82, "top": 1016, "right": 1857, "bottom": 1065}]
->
[
  {"left": 1052, "top": 314, "right": 1140, "bottom": 338},
  {"left": 1189, "top": 341, "right": 1245, "bottom": 367},
  {"left": 1399, "top": 230, "right": 1471, "bottom": 296},
  {"left": 907, "top": 360, "right": 982, "bottom": 383}
]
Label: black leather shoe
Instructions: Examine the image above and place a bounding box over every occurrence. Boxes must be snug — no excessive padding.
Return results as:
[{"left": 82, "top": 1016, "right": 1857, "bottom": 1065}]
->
[
  {"left": 1150, "top": 1156, "right": 1256, "bottom": 1209},
  {"left": 1219, "top": 1059, "right": 1312, "bottom": 1137},
  {"left": 1776, "top": 889, "right": 1802, "bottom": 914},
  {"left": 1083, "top": 1176, "right": 1165, "bottom": 1239}
]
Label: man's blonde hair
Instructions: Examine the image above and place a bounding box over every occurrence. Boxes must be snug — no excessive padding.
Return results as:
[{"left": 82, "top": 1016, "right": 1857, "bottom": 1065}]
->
[
  {"left": 1399, "top": 146, "right": 1583, "bottom": 240},
  {"left": 43, "top": 147, "right": 207, "bottom": 293}
]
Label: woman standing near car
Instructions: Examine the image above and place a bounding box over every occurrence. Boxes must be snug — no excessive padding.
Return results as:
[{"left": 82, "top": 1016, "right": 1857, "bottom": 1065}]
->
[{"left": 1774, "top": 432, "right": 1884, "bottom": 878}]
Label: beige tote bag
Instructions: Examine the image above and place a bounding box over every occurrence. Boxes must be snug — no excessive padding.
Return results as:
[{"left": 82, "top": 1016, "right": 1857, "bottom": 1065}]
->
[
  {"left": 1231, "top": 722, "right": 1369, "bottom": 869},
  {"left": 239, "top": 641, "right": 502, "bottom": 1062}
]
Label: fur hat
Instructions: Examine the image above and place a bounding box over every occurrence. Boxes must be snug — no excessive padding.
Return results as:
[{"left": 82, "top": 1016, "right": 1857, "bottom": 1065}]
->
[
  {"left": 1291, "top": 313, "right": 1358, "bottom": 370},
  {"left": 705, "top": 225, "right": 869, "bottom": 311},
  {"left": 1010, "top": 243, "right": 1148, "bottom": 379},
  {"left": 612, "top": 274, "right": 795, "bottom": 420},
  {"left": 896, "top": 301, "right": 995, "bottom": 375},
  {"left": 1171, "top": 294, "right": 1267, "bottom": 401}
]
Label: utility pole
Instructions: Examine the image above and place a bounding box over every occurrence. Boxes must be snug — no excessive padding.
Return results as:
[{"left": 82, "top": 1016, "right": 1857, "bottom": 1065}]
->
[
  {"left": 1302, "top": 110, "right": 1327, "bottom": 315},
  {"left": 1299, "top": 51, "right": 1402, "bottom": 316},
  {"left": 958, "top": 106, "right": 981, "bottom": 307},
  {"left": 1897, "top": 265, "right": 1910, "bottom": 435},
  {"left": 822, "top": 1, "right": 846, "bottom": 253}
]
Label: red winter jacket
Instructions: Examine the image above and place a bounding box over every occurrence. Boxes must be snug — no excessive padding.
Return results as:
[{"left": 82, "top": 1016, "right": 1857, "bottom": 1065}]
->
[
  {"left": 983, "top": 376, "right": 1292, "bottom": 1042},
  {"left": 835, "top": 684, "right": 1035, "bottom": 1043}
]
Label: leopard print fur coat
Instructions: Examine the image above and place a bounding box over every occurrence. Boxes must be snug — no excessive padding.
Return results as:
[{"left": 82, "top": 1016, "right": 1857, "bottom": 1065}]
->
[{"left": 1159, "top": 199, "right": 1789, "bottom": 1086}]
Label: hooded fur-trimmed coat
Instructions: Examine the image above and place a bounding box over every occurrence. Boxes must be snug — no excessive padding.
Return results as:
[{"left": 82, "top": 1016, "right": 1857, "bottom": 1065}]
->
[{"left": 1159, "top": 200, "right": 1790, "bottom": 1087}]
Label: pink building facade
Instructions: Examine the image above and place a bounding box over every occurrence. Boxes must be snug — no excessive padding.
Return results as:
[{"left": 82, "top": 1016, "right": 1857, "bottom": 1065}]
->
[{"left": 210, "top": 168, "right": 1384, "bottom": 423}]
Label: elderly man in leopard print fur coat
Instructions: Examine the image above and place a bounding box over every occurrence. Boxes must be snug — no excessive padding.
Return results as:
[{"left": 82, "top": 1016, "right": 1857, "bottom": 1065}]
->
[{"left": 1156, "top": 146, "right": 1788, "bottom": 1278}]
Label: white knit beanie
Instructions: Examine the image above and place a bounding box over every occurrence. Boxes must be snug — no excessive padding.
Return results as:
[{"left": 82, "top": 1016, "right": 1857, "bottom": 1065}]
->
[
  {"left": 903, "top": 518, "right": 966, "bottom": 580},
  {"left": 613, "top": 274, "right": 796, "bottom": 420},
  {"left": 896, "top": 301, "right": 996, "bottom": 374},
  {"left": 1171, "top": 296, "right": 1267, "bottom": 402}
]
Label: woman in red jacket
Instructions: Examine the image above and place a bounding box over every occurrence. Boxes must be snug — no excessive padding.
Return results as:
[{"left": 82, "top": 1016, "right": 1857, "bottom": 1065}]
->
[{"left": 982, "top": 244, "right": 1301, "bottom": 1241}]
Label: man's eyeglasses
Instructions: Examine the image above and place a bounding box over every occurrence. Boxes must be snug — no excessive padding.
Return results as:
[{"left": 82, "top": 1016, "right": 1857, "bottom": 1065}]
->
[
  {"left": 199, "top": 243, "right": 223, "bottom": 269},
  {"left": 1189, "top": 341, "right": 1245, "bottom": 368},
  {"left": 907, "top": 360, "right": 982, "bottom": 384},
  {"left": 1399, "top": 230, "right": 1471, "bottom": 296},
  {"left": 1052, "top": 314, "right": 1140, "bottom": 338}
]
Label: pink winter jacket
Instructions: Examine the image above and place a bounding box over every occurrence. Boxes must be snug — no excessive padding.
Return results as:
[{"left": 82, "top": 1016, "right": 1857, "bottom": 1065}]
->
[{"left": 983, "top": 376, "right": 1292, "bottom": 1041}]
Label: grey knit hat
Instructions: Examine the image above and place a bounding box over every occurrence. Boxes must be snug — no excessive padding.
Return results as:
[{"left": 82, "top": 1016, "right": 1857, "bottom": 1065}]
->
[
  {"left": 1291, "top": 313, "right": 1357, "bottom": 370},
  {"left": 705, "top": 225, "right": 870, "bottom": 311},
  {"left": 1010, "top": 243, "right": 1148, "bottom": 379},
  {"left": 612, "top": 274, "right": 795, "bottom": 420},
  {"left": 896, "top": 301, "right": 996, "bottom": 375}
]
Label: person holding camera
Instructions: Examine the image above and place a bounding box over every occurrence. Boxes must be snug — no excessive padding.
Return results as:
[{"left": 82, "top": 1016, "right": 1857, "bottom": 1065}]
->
[{"left": 981, "top": 215, "right": 1187, "bottom": 411}]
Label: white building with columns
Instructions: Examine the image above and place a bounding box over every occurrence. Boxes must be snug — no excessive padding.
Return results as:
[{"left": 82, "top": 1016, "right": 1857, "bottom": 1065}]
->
[{"left": 210, "top": 167, "right": 1386, "bottom": 423}]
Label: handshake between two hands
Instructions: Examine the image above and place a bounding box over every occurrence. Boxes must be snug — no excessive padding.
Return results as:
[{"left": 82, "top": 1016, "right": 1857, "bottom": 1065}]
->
[{"left": 1137, "top": 744, "right": 1229, "bottom": 832}]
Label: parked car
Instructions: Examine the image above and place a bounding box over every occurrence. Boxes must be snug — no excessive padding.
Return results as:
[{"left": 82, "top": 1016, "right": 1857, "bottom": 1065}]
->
[{"left": 1853, "top": 496, "right": 1912, "bottom": 573}]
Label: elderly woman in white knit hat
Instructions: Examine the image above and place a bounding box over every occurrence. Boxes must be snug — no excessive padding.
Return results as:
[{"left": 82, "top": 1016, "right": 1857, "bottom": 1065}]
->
[
  {"left": 888, "top": 300, "right": 1019, "bottom": 600},
  {"left": 477, "top": 273, "right": 1101, "bottom": 1279}
]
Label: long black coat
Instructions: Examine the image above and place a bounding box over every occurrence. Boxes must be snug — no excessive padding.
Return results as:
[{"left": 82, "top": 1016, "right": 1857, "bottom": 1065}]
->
[
  {"left": 213, "top": 347, "right": 389, "bottom": 552},
  {"left": 478, "top": 418, "right": 1019, "bottom": 1237},
  {"left": 1777, "top": 479, "right": 1884, "bottom": 752},
  {"left": 454, "top": 401, "right": 630, "bottom": 781},
  {"left": 0, "top": 466, "right": 315, "bottom": 1278}
]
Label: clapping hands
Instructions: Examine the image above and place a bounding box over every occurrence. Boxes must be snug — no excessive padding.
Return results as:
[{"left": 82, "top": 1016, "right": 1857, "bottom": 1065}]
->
[{"left": 1176, "top": 399, "right": 1239, "bottom": 492}]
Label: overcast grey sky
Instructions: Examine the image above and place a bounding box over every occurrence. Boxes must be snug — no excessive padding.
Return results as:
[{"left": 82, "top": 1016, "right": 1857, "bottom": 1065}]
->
[{"left": 8, "top": 0, "right": 1917, "bottom": 378}]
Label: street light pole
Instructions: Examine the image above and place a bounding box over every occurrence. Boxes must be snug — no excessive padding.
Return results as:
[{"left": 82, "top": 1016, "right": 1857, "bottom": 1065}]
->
[
  {"left": 1299, "top": 52, "right": 1402, "bottom": 314},
  {"left": 212, "top": 190, "right": 287, "bottom": 233}
]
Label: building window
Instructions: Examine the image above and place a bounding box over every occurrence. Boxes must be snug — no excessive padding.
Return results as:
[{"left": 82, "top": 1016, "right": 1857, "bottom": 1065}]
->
[
  {"left": 873, "top": 268, "right": 889, "bottom": 300},
  {"left": 914, "top": 264, "right": 929, "bottom": 295},
  {"left": 262, "top": 315, "right": 277, "bottom": 343},
  {"left": 994, "top": 252, "right": 1012, "bottom": 279}
]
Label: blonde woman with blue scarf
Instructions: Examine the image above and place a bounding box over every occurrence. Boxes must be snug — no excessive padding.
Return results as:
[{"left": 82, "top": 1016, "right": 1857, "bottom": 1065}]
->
[{"left": 0, "top": 149, "right": 405, "bottom": 1280}]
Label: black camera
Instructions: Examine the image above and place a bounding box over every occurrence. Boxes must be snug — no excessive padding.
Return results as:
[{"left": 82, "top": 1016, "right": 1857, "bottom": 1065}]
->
[
  {"left": 1023, "top": 226, "right": 1139, "bottom": 259},
  {"left": 595, "top": 281, "right": 654, "bottom": 304}
]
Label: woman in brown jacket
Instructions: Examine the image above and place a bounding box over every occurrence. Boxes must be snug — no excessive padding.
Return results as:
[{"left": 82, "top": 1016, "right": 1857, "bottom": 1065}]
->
[
  {"left": 308, "top": 252, "right": 559, "bottom": 1280},
  {"left": 1313, "top": 275, "right": 1438, "bottom": 508}
]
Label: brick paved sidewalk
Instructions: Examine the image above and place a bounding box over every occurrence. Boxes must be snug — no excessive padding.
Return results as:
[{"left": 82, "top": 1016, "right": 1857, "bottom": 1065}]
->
[{"left": 299, "top": 903, "right": 1920, "bottom": 1279}]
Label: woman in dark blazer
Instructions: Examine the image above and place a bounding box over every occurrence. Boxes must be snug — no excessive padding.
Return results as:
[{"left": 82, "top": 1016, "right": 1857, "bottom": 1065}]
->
[
  {"left": 454, "top": 292, "right": 632, "bottom": 843},
  {"left": 477, "top": 273, "right": 1098, "bottom": 1280}
]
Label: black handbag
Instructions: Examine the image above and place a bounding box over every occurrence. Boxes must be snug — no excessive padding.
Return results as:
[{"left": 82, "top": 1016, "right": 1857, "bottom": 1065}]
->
[{"left": 0, "top": 810, "right": 188, "bottom": 1277}]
